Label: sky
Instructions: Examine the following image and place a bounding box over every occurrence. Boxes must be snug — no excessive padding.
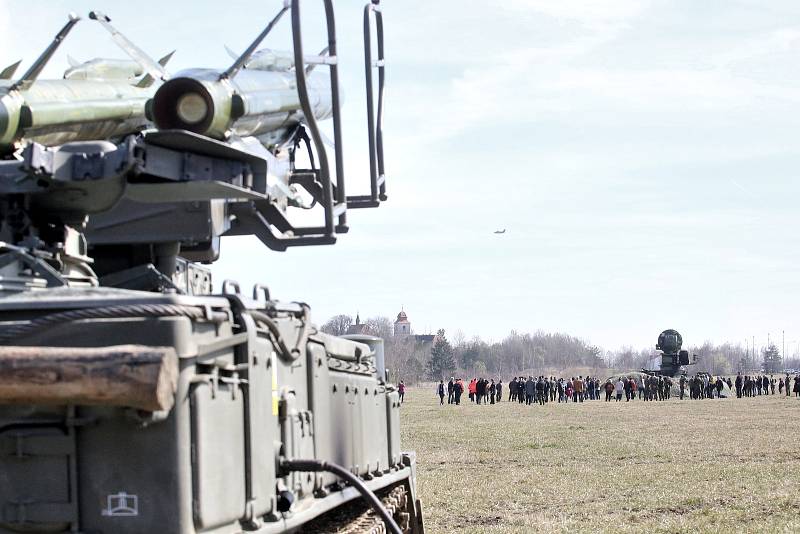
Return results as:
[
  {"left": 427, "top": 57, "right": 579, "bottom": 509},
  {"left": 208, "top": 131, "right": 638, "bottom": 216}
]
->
[{"left": 3, "top": 0, "right": 800, "bottom": 353}]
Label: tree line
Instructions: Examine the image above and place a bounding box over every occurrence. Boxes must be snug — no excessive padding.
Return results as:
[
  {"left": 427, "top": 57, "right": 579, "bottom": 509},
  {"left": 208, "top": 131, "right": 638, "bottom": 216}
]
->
[{"left": 321, "top": 314, "right": 798, "bottom": 384}]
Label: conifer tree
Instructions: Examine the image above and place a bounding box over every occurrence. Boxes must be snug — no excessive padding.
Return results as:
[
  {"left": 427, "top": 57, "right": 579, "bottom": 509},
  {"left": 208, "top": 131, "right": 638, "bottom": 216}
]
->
[
  {"left": 763, "top": 343, "right": 782, "bottom": 374},
  {"left": 427, "top": 329, "right": 455, "bottom": 379}
]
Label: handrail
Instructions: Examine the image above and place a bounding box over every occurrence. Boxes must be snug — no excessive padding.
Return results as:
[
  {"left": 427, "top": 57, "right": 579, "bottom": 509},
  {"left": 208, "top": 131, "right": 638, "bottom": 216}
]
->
[
  {"left": 244, "top": 0, "right": 387, "bottom": 248},
  {"left": 347, "top": 0, "right": 386, "bottom": 209},
  {"left": 374, "top": 2, "right": 386, "bottom": 202},
  {"left": 291, "top": 0, "right": 345, "bottom": 237}
]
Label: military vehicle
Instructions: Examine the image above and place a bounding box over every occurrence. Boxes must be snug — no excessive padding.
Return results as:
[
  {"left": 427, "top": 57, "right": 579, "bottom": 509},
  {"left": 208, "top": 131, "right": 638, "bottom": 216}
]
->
[
  {"left": 0, "top": 3, "right": 423, "bottom": 533},
  {"left": 643, "top": 329, "right": 698, "bottom": 377},
  {"left": 606, "top": 330, "right": 734, "bottom": 399}
]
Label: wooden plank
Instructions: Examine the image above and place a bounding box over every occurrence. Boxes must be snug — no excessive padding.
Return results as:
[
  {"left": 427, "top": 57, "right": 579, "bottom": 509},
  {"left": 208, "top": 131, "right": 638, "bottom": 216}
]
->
[{"left": 0, "top": 345, "right": 178, "bottom": 412}]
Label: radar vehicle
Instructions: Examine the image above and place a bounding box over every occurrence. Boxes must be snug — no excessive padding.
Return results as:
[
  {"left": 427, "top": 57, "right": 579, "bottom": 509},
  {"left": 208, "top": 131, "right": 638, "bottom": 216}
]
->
[{"left": 643, "top": 329, "right": 697, "bottom": 377}]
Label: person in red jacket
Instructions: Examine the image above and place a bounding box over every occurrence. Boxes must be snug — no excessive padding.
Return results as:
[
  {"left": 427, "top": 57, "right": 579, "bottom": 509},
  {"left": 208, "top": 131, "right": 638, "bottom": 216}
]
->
[{"left": 468, "top": 378, "right": 477, "bottom": 403}]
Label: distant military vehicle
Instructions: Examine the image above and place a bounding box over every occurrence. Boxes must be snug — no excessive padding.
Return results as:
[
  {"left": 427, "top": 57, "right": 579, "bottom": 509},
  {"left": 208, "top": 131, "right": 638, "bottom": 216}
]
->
[
  {"left": 0, "top": 3, "right": 422, "bottom": 533},
  {"left": 643, "top": 329, "right": 698, "bottom": 377}
]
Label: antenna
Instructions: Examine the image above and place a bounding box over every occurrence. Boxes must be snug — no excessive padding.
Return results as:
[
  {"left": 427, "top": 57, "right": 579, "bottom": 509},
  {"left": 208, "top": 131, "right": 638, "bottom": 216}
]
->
[{"left": 12, "top": 13, "right": 81, "bottom": 90}]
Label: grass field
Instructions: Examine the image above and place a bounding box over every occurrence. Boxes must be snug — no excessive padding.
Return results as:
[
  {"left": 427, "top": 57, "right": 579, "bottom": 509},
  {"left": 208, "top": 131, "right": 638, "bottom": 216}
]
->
[{"left": 400, "top": 387, "right": 800, "bottom": 533}]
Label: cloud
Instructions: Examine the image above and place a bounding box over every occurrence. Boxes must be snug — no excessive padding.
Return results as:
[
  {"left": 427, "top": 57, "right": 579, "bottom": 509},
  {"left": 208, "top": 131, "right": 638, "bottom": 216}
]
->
[
  {"left": 392, "top": 5, "right": 800, "bottom": 152},
  {"left": 506, "top": 0, "right": 649, "bottom": 27}
]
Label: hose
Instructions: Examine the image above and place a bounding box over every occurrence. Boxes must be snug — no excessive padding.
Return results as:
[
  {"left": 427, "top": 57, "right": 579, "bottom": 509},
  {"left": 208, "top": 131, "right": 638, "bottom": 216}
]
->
[{"left": 280, "top": 458, "right": 403, "bottom": 534}]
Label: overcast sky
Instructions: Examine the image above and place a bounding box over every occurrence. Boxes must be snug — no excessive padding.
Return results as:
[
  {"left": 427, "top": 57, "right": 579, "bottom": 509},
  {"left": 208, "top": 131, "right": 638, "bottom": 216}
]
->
[{"left": 3, "top": 0, "right": 800, "bottom": 353}]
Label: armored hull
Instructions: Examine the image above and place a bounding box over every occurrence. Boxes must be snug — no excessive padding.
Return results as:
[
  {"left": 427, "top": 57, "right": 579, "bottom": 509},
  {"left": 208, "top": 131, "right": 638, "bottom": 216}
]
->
[
  {"left": 0, "top": 287, "right": 422, "bottom": 533},
  {"left": 0, "top": 2, "right": 412, "bottom": 531}
]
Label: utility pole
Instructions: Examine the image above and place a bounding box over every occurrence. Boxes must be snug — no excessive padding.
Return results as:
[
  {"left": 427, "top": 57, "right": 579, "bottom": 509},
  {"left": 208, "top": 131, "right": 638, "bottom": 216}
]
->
[
  {"left": 745, "top": 338, "right": 748, "bottom": 372},
  {"left": 767, "top": 333, "right": 770, "bottom": 372}
]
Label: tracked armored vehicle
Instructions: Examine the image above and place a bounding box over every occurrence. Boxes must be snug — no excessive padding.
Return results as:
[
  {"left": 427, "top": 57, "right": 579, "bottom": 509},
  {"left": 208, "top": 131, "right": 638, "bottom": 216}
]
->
[{"left": 0, "top": 3, "right": 423, "bottom": 533}]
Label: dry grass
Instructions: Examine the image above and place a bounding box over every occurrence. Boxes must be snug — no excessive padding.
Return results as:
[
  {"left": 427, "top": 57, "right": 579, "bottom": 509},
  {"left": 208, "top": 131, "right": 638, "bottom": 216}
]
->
[{"left": 400, "top": 388, "right": 800, "bottom": 533}]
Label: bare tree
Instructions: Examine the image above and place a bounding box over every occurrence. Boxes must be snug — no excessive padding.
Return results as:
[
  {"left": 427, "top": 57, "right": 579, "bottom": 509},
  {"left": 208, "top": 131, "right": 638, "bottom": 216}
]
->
[
  {"left": 452, "top": 329, "right": 466, "bottom": 349},
  {"left": 321, "top": 314, "right": 353, "bottom": 336},
  {"left": 365, "top": 316, "right": 394, "bottom": 340},
  {"left": 389, "top": 336, "right": 428, "bottom": 384}
]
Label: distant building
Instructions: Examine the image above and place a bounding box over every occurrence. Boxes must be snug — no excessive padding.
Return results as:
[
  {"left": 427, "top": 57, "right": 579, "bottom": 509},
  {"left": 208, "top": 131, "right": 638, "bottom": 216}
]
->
[
  {"left": 393, "top": 309, "right": 438, "bottom": 345},
  {"left": 394, "top": 310, "right": 411, "bottom": 336},
  {"left": 346, "top": 313, "right": 373, "bottom": 336}
]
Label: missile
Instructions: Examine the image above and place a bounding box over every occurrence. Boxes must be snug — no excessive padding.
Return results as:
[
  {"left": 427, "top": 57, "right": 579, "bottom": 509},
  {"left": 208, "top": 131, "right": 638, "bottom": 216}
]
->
[
  {"left": 0, "top": 79, "right": 154, "bottom": 151},
  {"left": 64, "top": 57, "right": 143, "bottom": 80},
  {"left": 0, "top": 13, "right": 169, "bottom": 154},
  {"left": 151, "top": 3, "right": 333, "bottom": 143},
  {"left": 150, "top": 67, "right": 332, "bottom": 141}
]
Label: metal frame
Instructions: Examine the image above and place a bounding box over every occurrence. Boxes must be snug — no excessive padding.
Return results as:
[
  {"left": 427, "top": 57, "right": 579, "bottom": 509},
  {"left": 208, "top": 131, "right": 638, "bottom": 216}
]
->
[
  {"left": 242, "top": 0, "right": 389, "bottom": 246},
  {"left": 195, "top": 0, "right": 351, "bottom": 249},
  {"left": 348, "top": 0, "right": 386, "bottom": 208},
  {"left": 289, "top": 0, "right": 347, "bottom": 239}
]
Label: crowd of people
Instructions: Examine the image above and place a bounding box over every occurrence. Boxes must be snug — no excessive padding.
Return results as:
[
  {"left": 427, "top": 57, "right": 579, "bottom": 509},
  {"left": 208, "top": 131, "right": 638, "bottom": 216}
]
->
[
  {"left": 506, "top": 376, "right": 607, "bottom": 404},
  {"left": 434, "top": 377, "right": 503, "bottom": 405},
  {"left": 735, "top": 373, "right": 800, "bottom": 398},
  {"left": 424, "top": 372, "right": 800, "bottom": 406}
]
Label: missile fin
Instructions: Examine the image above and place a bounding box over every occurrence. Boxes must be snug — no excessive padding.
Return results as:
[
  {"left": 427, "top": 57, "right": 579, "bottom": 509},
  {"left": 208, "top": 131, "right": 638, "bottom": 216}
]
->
[
  {"left": 224, "top": 45, "right": 240, "bottom": 61},
  {"left": 66, "top": 55, "right": 80, "bottom": 68},
  {"left": 0, "top": 60, "right": 21, "bottom": 80},
  {"left": 135, "top": 73, "right": 154, "bottom": 88},
  {"left": 158, "top": 50, "right": 175, "bottom": 67},
  {"left": 136, "top": 50, "right": 176, "bottom": 87}
]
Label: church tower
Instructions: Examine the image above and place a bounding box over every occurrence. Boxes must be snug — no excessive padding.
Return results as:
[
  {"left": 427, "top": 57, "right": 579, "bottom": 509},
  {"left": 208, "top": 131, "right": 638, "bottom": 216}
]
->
[
  {"left": 346, "top": 312, "right": 371, "bottom": 335},
  {"left": 394, "top": 309, "right": 411, "bottom": 336}
]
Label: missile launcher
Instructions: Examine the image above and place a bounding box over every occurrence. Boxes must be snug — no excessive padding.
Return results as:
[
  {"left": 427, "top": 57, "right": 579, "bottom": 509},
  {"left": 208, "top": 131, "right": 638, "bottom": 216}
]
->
[{"left": 0, "top": 2, "right": 420, "bottom": 533}]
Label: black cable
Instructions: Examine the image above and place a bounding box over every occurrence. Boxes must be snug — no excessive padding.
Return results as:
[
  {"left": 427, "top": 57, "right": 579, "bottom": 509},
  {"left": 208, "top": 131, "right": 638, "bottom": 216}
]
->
[
  {"left": 249, "top": 305, "right": 310, "bottom": 362},
  {"left": 281, "top": 459, "right": 403, "bottom": 534}
]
